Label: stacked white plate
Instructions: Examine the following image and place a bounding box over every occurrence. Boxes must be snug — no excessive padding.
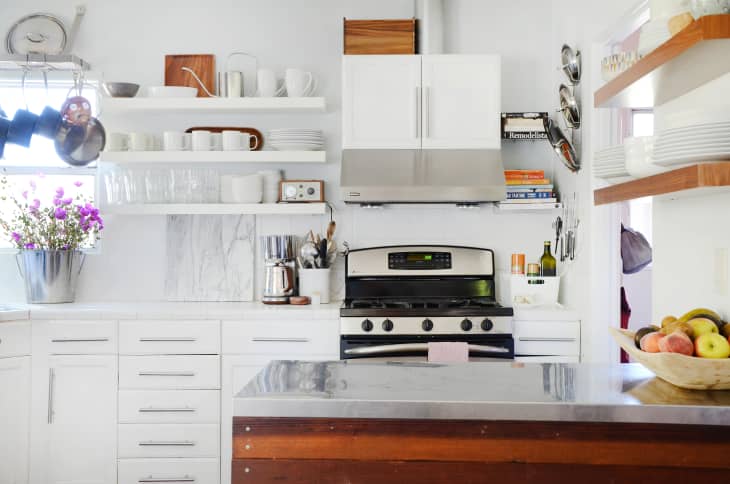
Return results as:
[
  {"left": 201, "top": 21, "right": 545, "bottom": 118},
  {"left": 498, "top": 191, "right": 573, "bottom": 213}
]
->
[
  {"left": 594, "top": 145, "right": 630, "bottom": 178},
  {"left": 653, "top": 122, "right": 730, "bottom": 166},
  {"left": 268, "top": 129, "right": 324, "bottom": 151},
  {"left": 258, "top": 169, "right": 282, "bottom": 203}
]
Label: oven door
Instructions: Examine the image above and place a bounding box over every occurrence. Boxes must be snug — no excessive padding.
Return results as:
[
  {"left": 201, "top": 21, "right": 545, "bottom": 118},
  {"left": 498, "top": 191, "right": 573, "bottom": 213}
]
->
[{"left": 340, "top": 334, "right": 514, "bottom": 361}]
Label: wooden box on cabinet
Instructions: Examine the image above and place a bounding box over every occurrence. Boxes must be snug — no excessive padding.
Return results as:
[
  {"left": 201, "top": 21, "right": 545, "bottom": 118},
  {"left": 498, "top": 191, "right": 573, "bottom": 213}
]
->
[{"left": 344, "top": 19, "right": 416, "bottom": 54}]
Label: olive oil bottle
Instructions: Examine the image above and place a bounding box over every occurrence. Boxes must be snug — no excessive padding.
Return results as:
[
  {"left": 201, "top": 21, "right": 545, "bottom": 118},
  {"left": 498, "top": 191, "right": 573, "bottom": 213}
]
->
[{"left": 539, "top": 241, "right": 557, "bottom": 277}]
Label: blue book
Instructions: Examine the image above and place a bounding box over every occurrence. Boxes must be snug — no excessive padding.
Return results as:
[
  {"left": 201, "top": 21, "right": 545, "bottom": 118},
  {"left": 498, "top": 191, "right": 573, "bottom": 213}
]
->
[{"left": 506, "top": 192, "right": 555, "bottom": 199}]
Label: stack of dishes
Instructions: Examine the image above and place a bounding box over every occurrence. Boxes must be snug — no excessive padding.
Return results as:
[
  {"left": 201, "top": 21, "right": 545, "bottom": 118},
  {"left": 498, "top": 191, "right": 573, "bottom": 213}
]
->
[
  {"left": 653, "top": 122, "right": 730, "bottom": 166},
  {"left": 624, "top": 136, "right": 667, "bottom": 177},
  {"left": 268, "top": 129, "right": 324, "bottom": 151},
  {"left": 258, "top": 169, "right": 282, "bottom": 203},
  {"left": 593, "top": 145, "right": 630, "bottom": 179}
]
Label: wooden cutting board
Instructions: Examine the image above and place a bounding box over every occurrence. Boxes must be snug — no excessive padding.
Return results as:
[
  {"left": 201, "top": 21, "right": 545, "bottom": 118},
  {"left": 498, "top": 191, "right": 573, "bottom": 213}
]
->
[{"left": 165, "top": 54, "right": 216, "bottom": 97}]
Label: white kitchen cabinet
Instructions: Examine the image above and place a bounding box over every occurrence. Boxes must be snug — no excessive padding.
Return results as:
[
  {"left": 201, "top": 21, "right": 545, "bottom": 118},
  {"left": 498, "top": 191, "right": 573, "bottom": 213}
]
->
[
  {"left": 342, "top": 54, "right": 501, "bottom": 149},
  {"left": 513, "top": 319, "right": 581, "bottom": 362},
  {"left": 342, "top": 55, "right": 422, "bottom": 149},
  {"left": 0, "top": 355, "right": 31, "bottom": 484},
  {"left": 29, "top": 354, "right": 117, "bottom": 484},
  {"left": 421, "top": 55, "right": 501, "bottom": 149}
]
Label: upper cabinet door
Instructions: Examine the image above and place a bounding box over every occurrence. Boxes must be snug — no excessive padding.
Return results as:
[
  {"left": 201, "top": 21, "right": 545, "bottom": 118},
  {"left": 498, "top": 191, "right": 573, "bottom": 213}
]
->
[
  {"left": 342, "top": 55, "right": 422, "bottom": 149},
  {"left": 421, "top": 55, "right": 501, "bottom": 149}
]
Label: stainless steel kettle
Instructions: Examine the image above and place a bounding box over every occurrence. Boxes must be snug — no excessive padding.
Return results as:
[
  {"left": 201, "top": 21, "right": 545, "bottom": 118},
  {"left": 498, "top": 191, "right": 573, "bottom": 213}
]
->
[{"left": 262, "top": 261, "right": 294, "bottom": 304}]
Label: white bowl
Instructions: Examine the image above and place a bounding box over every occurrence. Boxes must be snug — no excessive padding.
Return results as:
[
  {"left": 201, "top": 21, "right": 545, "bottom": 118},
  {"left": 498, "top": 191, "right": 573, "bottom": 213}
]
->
[
  {"left": 146, "top": 86, "right": 198, "bottom": 98},
  {"left": 231, "top": 174, "right": 263, "bottom": 203}
]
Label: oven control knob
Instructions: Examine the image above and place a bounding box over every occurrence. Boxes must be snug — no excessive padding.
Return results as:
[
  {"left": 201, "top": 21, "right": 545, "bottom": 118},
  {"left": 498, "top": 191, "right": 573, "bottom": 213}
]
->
[
  {"left": 422, "top": 319, "right": 434, "bottom": 332},
  {"left": 382, "top": 319, "right": 394, "bottom": 332},
  {"left": 361, "top": 319, "right": 374, "bottom": 332},
  {"left": 481, "top": 319, "right": 494, "bottom": 331},
  {"left": 460, "top": 319, "right": 473, "bottom": 331}
]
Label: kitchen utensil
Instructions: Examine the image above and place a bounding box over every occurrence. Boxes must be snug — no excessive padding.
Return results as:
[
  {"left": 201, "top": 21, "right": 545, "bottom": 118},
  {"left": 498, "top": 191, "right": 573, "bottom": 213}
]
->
[
  {"left": 559, "top": 84, "right": 580, "bottom": 129},
  {"left": 262, "top": 235, "right": 296, "bottom": 261},
  {"left": 343, "top": 18, "right": 416, "bottom": 54},
  {"left": 146, "top": 86, "right": 197, "bottom": 98},
  {"left": 218, "top": 52, "right": 257, "bottom": 98},
  {"left": 560, "top": 44, "right": 581, "bottom": 84},
  {"left": 6, "top": 13, "right": 67, "bottom": 55},
  {"left": 102, "top": 82, "right": 139, "bottom": 98},
  {"left": 326, "top": 221, "right": 336, "bottom": 241},
  {"left": 165, "top": 54, "right": 215, "bottom": 97},
  {"left": 55, "top": 117, "right": 106, "bottom": 166},
  {"left": 553, "top": 216, "right": 562, "bottom": 250},
  {"left": 7, "top": 109, "right": 39, "bottom": 147},
  {"left": 191, "top": 130, "right": 212, "bottom": 151},
  {"left": 319, "top": 239, "right": 328, "bottom": 268},
  {"left": 222, "top": 130, "right": 259, "bottom": 151},
  {"left": 298, "top": 267, "right": 331, "bottom": 303},
  {"left": 300, "top": 242, "right": 319, "bottom": 267},
  {"left": 35, "top": 106, "right": 62, "bottom": 139},
  {"left": 263, "top": 261, "right": 295, "bottom": 304},
  {"left": 185, "top": 126, "right": 263, "bottom": 151},
  {"left": 285, "top": 68, "right": 317, "bottom": 97}
]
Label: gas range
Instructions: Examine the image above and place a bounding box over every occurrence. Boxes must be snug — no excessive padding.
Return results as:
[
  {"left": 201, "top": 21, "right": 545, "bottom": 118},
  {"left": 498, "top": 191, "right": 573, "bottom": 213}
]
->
[{"left": 340, "top": 245, "right": 514, "bottom": 360}]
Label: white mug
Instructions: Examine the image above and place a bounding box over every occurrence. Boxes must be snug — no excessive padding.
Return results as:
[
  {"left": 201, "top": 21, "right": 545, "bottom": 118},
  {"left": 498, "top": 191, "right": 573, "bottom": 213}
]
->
[
  {"left": 191, "top": 130, "right": 212, "bottom": 151},
  {"left": 211, "top": 133, "right": 223, "bottom": 151},
  {"left": 183, "top": 133, "right": 192, "bottom": 151},
  {"left": 222, "top": 131, "right": 244, "bottom": 151},
  {"left": 107, "top": 132, "right": 128, "bottom": 151},
  {"left": 129, "top": 132, "right": 151, "bottom": 151},
  {"left": 163, "top": 131, "right": 186, "bottom": 151},
  {"left": 285, "top": 68, "right": 316, "bottom": 97},
  {"left": 257, "top": 68, "right": 285, "bottom": 97}
]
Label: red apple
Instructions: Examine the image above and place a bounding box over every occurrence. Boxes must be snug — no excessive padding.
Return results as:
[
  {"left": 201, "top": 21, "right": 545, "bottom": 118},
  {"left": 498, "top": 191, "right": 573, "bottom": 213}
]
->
[
  {"left": 694, "top": 333, "right": 730, "bottom": 358},
  {"left": 640, "top": 332, "right": 664, "bottom": 353},
  {"left": 658, "top": 331, "right": 694, "bottom": 356}
]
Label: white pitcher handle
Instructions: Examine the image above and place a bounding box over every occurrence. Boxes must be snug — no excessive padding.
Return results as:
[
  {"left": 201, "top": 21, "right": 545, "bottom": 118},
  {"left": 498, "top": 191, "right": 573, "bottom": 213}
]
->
[
  {"left": 250, "top": 134, "right": 260, "bottom": 150},
  {"left": 305, "top": 72, "right": 317, "bottom": 97}
]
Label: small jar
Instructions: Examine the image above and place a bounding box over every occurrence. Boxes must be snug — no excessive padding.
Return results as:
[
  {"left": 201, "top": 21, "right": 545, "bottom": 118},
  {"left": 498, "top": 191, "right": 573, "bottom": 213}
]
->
[
  {"left": 526, "top": 263, "right": 540, "bottom": 277},
  {"left": 511, "top": 253, "right": 525, "bottom": 274}
]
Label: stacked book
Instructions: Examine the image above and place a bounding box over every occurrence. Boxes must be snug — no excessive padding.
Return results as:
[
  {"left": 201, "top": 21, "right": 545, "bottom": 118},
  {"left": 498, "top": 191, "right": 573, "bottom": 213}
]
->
[{"left": 502, "top": 170, "right": 557, "bottom": 205}]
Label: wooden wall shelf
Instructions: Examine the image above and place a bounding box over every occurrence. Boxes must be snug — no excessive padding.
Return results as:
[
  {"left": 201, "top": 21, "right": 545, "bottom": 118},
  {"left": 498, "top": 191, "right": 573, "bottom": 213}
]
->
[
  {"left": 594, "top": 15, "right": 730, "bottom": 108},
  {"left": 594, "top": 162, "right": 730, "bottom": 205}
]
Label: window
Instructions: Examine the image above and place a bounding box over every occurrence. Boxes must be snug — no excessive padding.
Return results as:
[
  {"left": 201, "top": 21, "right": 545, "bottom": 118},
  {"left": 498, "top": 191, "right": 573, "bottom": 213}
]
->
[
  {"left": 631, "top": 109, "right": 654, "bottom": 137},
  {"left": 0, "top": 76, "right": 98, "bottom": 249}
]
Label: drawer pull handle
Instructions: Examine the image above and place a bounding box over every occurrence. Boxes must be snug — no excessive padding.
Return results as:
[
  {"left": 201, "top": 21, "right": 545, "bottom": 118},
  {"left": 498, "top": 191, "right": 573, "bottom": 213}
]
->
[
  {"left": 51, "top": 338, "right": 109, "bottom": 343},
  {"left": 139, "top": 407, "right": 196, "bottom": 413},
  {"left": 138, "top": 371, "right": 196, "bottom": 377},
  {"left": 139, "top": 477, "right": 196, "bottom": 483},
  {"left": 139, "top": 337, "right": 197, "bottom": 342},
  {"left": 518, "top": 337, "right": 576, "bottom": 342},
  {"left": 139, "top": 441, "right": 196, "bottom": 446},
  {"left": 252, "top": 337, "right": 309, "bottom": 343}
]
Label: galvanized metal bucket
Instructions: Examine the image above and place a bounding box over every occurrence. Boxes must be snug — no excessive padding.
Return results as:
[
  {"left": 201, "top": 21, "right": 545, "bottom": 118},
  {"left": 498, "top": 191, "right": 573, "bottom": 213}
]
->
[{"left": 16, "top": 250, "right": 86, "bottom": 304}]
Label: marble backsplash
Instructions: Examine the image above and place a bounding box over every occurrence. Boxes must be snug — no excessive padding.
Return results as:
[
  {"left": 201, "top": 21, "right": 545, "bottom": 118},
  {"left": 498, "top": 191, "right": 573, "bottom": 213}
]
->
[{"left": 165, "top": 215, "right": 255, "bottom": 301}]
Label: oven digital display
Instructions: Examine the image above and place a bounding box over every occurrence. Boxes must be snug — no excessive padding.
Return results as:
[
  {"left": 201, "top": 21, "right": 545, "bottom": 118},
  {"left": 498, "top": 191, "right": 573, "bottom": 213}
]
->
[{"left": 389, "top": 252, "right": 451, "bottom": 270}]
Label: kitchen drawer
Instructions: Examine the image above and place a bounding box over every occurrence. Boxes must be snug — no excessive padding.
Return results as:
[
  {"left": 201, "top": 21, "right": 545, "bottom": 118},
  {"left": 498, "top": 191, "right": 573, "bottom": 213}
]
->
[
  {"left": 222, "top": 319, "right": 339, "bottom": 356},
  {"left": 118, "top": 458, "right": 219, "bottom": 484},
  {"left": 0, "top": 322, "right": 31, "bottom": 358},
  {"left": 119, "top": 355, "right": 220, "bottom": 390},
  {"left": 118, "top": 424, "right": 219, "bottom": 458},
  {"left": 120, "top": 320, "right": 221, "bottom": 355},
  {"left": 33, "top": 320, "right": 117, "bottom": 354},
  {"left": 119, "top": 390, "right": 220, "bottom": 424},
  {"left": 513, "top": 320, "right": 580, "bottom": 339},
  {"left": 514, "top": 321, "right": 580, "bottom": 357}
]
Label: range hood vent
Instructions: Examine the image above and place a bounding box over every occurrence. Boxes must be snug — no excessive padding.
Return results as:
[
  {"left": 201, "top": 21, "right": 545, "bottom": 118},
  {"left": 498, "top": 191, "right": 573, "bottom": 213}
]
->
[{"left": 340, "top": 149, "right": 507, "bottom": 204}]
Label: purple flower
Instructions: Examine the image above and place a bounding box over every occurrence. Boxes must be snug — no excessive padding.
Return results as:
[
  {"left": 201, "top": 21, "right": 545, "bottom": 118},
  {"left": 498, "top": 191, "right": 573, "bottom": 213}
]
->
[
  {"left": 62, "top": 197, "right": 73, "bottom": 206},
  {"left": 29, "top": 180, "right": 36, "bottom": 190},
  {"left": 11, "top": 232, "right": 21, "bottom": 243},
  {"left": 73, "top": 181, "right": 83, "bottom": 187},
  {"left": 61, "top": 244, "right": 70, "bottom": 250},
  {"left": 24, "top": 243, "right": 35, "bottom": 249},
  {"left": 55, "top": 187, "right": 64, "bottom": 198},
  {"left": 54, "top": 207, "right": 67, "bottom": 220},
  {"left": 29, "top": 199, "right": 41, "bottom": 214},
  {"left": 53, "top": 197, "right": 62, "bottom": 206},
  {"left": 21, "top": 190, "right": 28, "bottom": 199}
]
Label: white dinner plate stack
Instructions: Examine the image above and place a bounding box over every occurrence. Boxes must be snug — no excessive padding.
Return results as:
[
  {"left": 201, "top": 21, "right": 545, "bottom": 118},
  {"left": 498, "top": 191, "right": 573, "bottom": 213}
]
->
[
  {"left": 653, "top": 120, "right": 730, "bottom": 166},
  {"left": 593, "top": 145, "right": 630, "bottom": 179},
  {"left": 268, "top": 129, "right": 324, "bottom": 151}
]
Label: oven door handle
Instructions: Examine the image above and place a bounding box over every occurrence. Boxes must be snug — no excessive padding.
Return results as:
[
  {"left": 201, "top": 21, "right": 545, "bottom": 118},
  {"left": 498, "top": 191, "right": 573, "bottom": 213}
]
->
[{"left": 344, "top": 343, "right": 509, "bottom": 356}]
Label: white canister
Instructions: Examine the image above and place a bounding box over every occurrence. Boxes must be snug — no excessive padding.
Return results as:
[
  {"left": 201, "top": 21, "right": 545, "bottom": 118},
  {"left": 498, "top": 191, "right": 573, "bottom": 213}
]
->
[{"left": 298, "top": 268, "right": 330, "bottom": 304}]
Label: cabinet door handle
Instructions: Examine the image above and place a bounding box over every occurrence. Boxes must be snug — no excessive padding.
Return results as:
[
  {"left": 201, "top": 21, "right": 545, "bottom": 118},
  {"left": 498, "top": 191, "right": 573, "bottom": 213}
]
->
[
  {"left": 138, "top": 371, "right": 196, "bottom": 377},
  {"left": 139, "top": 337, "right": 197, "bottom": 342},
  {"left": 518, "top": 337, "right": 576, "bottom": 342},
  {"left": 139, "top": 407, "right": 196, "bottom": 413},
  {"left": 51, "top": 337, "right": 109, "bottom": 343},
  {"left": 251, "top": 337, "right": 309, "bottom": 343},
  {"left": 47, "top": 368, "right": 55, "bottom": 424},
  {"left": 138, "top": 477, "right": 196, "bottom": 483},
  {"left": 139, "top": 441, "right": 196, "bottom": 446},
  {"left": 425, "top": 86, "right": 431, "bottom": 138},
  {"left": 415, "top": 86, "right": 421, "bottom": 138},
  {"left": 138, "top": 476, "right": 196, "bottom": 483}
]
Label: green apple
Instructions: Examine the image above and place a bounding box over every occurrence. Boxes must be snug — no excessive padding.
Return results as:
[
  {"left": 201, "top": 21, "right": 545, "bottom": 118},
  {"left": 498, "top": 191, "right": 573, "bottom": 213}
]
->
[
  {"left": 694, "top": 333, "right": 730, "bottom": 358},
  {"left": 688, "top": 318, "right": 719, "bottom": 338}
]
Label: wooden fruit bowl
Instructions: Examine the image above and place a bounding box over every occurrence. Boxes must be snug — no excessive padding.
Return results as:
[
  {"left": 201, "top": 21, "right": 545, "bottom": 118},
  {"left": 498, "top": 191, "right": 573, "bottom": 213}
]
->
[{"left": 610, "top": 327, "right": 730, "bottom": 390}]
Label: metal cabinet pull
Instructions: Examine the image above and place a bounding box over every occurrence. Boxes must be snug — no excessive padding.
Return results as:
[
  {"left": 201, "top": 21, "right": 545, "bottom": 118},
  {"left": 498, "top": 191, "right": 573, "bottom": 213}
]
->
[
  {"left": 51, "top": 337, "right": 109, "bottom": 343},
  {"left": 139, "top": 337, "right": 197, "bottom": 343},
  {"left": 139, "top": 441, "right": 196, "bottom": 446},
  {"left": 138, "top": 371, "right": 196, "bottom": 377},
  {"left": 425, "top": 86, "right": 431, "bottom": 138},
  {"left": 138, "top": 477, "right": 196, "bottom": 483},
  {"left": 139, "top": 407, "right": 196, "bottom": 413},
  {"left": 252, "top": 337, "right": 309, "bottom": 343},
  {"left": 345, "top": 343, "right": 509, "bottom": 356},
  {"left": 415, "top": 86, "right": 421, "bottom": 138},
  {"left": 47, "top": 368, "right": 55, "bottom": 424},
  {"left": 518, "top": 337, "right": 576, "bottom": 342}
]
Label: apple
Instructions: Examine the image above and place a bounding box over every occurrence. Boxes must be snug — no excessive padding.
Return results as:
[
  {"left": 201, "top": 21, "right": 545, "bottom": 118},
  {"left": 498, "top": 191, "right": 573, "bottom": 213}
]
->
[
  {"left": 658, "top": 331, "right": 694, "bottom": 356},
  {"left": 688, "top": 318, "right": 719, "bottom": 338},
  {"left": 694, "top": 333, "right": 730, "bottom": 359},
  {"left": 640, "top": 332, "right": 664, "bottom": 353}
]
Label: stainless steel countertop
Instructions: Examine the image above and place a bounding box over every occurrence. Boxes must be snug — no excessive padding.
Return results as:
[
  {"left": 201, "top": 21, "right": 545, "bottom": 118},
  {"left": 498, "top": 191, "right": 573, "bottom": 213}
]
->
[{"left": 234, "top": 360, "right": 730, "bottom": 425}]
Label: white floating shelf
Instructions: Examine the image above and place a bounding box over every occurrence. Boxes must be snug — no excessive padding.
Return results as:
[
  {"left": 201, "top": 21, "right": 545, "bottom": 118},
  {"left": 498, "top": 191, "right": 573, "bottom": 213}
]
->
[
  {"left": 0, "top": 54, "right": 90, "bottom": 71},
  {"left": 101, "top": 96, "right": 326, "bottom": 114},
  {"left": 104, "top": 203, "right": 327, "bottom": 215},
  {"left": 100, "top": 150, "right": 326, "bottom": 164},
  {"left": 494, "top": 202, "right": 562, "bottom": 212}
]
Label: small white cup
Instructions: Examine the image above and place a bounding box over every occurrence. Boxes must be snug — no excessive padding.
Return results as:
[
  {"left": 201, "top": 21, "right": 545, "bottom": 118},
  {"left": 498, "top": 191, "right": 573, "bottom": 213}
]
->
[
  {"left": 107, "top": 132, "right": 128, "bottom": 151},
  {"left": 257, "top": 68, "right": 285, "bottom": 97},
  {"left": 285, "top": 68, "right": 316, "bottom": 97},
  {"left": 183, "top": 133, "right": 192, "bottom": 151},
  {"left": 211, "top": 133, "right": 223, "bottom": 151},
  {"left": 191, "top": 130, "right": 212, "bottom": 151},
  {"left": 222, "top": 131, "right": 243, "bottom": 151},
  {"left": 129, "top": 132, "right": 151, "bottom": 151},
  {"left": 163, "top": 131, "right": 186, "bottom": 151}
]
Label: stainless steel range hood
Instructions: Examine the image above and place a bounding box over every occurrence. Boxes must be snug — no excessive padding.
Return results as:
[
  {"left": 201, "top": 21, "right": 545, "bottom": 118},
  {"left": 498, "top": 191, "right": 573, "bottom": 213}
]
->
[{"left": 340, "top": 149, "right": 506, "bottom": 204}]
